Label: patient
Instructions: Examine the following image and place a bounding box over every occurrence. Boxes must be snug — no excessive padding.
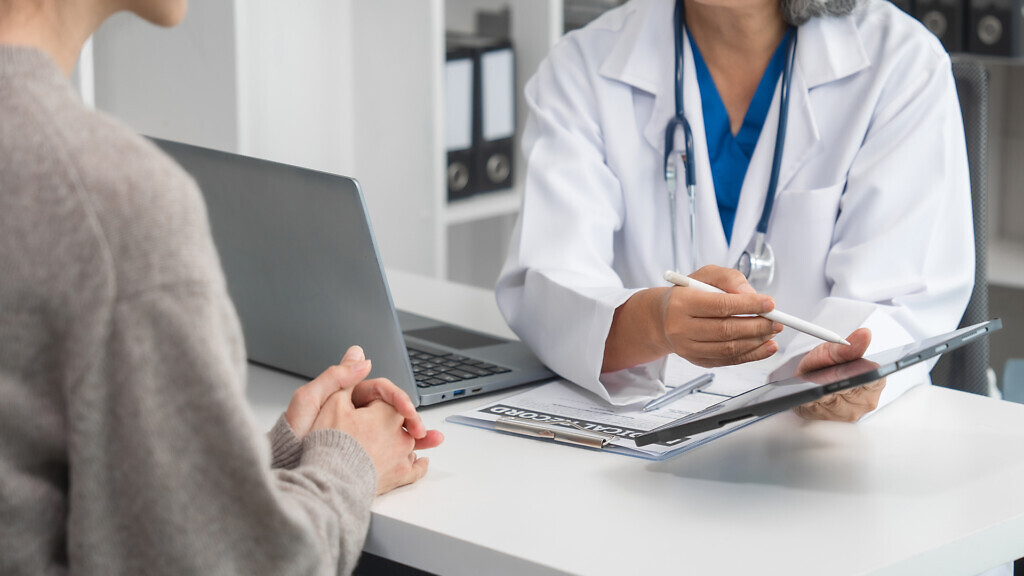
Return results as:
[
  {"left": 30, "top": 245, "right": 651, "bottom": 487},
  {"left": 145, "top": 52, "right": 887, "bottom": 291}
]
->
[{"left": 0, "top": 0, "right": 441, "bottom": 574}]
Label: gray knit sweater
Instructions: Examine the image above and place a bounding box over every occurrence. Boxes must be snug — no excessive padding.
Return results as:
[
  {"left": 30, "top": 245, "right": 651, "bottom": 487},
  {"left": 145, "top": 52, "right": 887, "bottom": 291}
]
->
[{"left": 0, "top": 46, "right": 377, "bottom": 575}]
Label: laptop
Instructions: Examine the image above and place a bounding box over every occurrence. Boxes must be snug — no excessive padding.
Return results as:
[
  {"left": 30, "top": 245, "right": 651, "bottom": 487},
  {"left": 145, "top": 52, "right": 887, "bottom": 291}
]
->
[
  {"left": 152, "top": 138, "right": 554, "bottom": 406},
  {"left": 634, "top": 319, "right": 1002, "bottom": 446}
]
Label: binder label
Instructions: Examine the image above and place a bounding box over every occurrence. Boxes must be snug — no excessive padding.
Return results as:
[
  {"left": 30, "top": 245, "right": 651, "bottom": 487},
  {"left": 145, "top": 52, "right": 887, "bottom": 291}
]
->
[
  {"left": 446, "top": 58, "right": 474, "bottom": 151},
  {"left": 481, "top": 48, "right": 515, "bottom": 141}
]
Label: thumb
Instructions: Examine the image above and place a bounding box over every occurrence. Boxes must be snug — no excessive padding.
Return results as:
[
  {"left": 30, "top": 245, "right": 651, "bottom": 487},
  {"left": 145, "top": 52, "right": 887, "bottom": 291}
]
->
[
  {"left": 285, "top": 359, "right": 371, "bottom": 437},
  {"left": 798, "top": 328, "right": 871, "bottom": 375},
  {"left": 341, "top": 345, "right": 365, "bottom": 365},
  {"left": 321, "top": 358, "right": 373, "bottom": 392}
]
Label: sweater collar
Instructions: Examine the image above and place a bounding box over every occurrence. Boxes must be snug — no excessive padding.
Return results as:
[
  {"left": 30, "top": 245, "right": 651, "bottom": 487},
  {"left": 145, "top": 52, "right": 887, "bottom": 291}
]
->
[{"left": 0, "top": 44, "right": 68, "bottom": 81}]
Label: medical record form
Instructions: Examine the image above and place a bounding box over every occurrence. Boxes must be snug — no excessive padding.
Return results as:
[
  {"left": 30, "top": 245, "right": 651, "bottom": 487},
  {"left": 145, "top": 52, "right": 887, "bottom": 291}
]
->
[{"left": 447, "top": 359, "right": 773, "bottom": 460}]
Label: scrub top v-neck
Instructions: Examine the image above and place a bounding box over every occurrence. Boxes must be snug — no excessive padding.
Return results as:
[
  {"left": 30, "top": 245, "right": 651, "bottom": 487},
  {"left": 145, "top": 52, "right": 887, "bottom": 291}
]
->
[{"left": 688, "top": 29, "right": 793, "bottom": 244}]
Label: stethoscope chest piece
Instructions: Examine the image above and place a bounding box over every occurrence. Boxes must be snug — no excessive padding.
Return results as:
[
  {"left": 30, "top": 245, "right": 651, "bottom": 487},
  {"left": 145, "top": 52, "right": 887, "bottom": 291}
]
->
[{"left": 736, "top": 232, "right": 775, "bottom": 291}]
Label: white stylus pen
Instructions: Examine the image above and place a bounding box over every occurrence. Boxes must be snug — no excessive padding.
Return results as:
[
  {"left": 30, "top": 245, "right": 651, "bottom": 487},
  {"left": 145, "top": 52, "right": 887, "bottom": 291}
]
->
[{"left": 663, "top": 270, "right": 851, "bottom": 346}]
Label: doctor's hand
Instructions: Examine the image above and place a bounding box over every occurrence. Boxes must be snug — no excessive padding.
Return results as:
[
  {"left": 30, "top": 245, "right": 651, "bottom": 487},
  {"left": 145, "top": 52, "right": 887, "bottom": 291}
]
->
[
  {"left": 603, "top": 266, "right": 781, "bottom": 373},
  {"left": 793, "top": 328, "right": 887, "bottom": 422}
]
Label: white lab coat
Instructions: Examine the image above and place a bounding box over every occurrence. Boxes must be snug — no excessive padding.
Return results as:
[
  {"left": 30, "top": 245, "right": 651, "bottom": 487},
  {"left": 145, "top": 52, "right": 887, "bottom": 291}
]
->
[{"left": 496, "top": 0, "right": 974, "bottom": 407}]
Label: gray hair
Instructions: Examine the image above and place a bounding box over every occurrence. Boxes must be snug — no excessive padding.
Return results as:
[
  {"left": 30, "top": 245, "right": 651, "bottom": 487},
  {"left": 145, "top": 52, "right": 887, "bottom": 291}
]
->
[{"left": 781, "top": 0, "right": 862, "bottom": 25}]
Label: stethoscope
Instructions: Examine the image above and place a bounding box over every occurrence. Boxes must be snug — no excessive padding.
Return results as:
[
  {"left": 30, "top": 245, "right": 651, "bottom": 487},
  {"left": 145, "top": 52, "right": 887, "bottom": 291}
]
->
[{"left": 663, "top": 0, "right": 798, "bottom": 290}]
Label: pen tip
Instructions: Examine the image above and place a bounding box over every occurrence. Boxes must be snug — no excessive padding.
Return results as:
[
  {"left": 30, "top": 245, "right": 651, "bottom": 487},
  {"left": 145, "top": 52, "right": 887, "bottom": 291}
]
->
[{"left": 840, "top": 339, "right": 852, "bottom": 346}]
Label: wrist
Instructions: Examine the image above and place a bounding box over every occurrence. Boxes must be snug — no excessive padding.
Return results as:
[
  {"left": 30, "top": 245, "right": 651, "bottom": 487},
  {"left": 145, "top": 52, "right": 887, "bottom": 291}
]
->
[
  {"left": 649, "top": 286, "right": 676, "bottom": 357},
  {"left": 268, "top": 413, "right": 304, "bottom": 470},
  {"left": 603, "top": 287, "right": 673, "bottom": 372}
]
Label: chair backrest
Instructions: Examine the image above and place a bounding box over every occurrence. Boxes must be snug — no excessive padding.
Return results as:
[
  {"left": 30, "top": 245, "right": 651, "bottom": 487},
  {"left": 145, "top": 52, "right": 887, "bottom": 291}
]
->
[{"left": 929, "top": 61, "right": 991, "bottom": 396}]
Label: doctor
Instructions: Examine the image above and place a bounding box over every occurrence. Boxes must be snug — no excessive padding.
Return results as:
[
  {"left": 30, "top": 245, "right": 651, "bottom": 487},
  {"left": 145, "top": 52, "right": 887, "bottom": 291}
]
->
[{"left": 496, "top": 0, "right": 974, "bottom": 418}]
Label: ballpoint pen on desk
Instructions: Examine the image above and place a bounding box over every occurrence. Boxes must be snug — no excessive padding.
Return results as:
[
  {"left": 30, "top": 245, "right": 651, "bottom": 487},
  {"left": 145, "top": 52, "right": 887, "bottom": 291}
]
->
[
  {"left": 663, "top": 270, "right": 851, "bottom": 346},
  {"left": 642, "top": 373, "right": 715, "bottom": 412}
]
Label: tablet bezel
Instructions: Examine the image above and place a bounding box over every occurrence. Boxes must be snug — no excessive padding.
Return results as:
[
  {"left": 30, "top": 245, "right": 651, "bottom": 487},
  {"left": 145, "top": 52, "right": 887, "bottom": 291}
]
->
[{"left": 634, "top": 319, "right": 1001, "bottom": 447}]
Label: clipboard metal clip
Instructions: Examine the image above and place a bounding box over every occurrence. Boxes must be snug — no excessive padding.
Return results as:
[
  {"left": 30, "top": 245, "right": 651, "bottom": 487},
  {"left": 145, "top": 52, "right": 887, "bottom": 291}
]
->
[{"left": 494, "top": 416, "right": 615, "bottom": 449}]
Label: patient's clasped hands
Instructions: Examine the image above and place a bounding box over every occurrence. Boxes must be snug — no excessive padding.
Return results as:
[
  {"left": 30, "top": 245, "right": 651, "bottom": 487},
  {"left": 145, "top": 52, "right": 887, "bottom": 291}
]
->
[{"left": 285, "top": 346, "right": 444, "bottom": 494}]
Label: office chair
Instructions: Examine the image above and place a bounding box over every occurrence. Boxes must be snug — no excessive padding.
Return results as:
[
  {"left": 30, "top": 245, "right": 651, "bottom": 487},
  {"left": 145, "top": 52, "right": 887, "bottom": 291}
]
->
[{"left": 929, "top": 61, "right": 992, "bottom": 396}]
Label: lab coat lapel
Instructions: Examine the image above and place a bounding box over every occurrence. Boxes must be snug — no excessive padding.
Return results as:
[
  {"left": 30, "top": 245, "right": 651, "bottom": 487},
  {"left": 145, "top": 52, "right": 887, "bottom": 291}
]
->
[
  {"left": 595, "top": 0, "right": 677, "bottom": 156},
  {"left": 683, "top": 40, "right": 730, "bottom": 269},
  {"left": 651, "top": 30, "right": 730, "bottom": 269},
  {"left": 600, "top": 0, "right": 730, "bottom": 270},
  {"left": 728, "top": 16, "right": 869, "bottom": 268},
  {"left": 726, "top": 91, "right": 779, "bottom": 267}
]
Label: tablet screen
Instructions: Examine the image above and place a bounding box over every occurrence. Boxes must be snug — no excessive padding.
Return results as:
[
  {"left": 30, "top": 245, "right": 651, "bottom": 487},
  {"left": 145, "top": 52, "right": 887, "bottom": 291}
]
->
[{"left": 634, "top": 319, "right": 1001, "bottom": 447}]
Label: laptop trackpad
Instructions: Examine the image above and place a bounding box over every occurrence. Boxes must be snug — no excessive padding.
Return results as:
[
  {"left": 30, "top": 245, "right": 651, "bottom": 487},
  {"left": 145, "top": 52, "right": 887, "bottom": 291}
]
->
[{"left": 403, "top": 326, "right": 505, "bottom": 350}]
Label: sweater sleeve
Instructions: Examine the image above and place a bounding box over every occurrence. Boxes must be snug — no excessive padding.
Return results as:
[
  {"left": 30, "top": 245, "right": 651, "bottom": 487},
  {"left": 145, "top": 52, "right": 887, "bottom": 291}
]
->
[
  {"left": 268, "top": 413, "right": 304, "bottom": 470},
  {"left": 67, "top": 282, "right": 377, "bottom": 576}
]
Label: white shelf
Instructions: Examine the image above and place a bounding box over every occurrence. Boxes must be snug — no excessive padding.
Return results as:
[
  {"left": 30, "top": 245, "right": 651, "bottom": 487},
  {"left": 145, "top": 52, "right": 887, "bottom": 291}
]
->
[
  {"left": 989, "top": 238, "right": 1024, "bottom": 289},
  {"left": 445, "top": 188, "right": 522, "bottom": 225}
]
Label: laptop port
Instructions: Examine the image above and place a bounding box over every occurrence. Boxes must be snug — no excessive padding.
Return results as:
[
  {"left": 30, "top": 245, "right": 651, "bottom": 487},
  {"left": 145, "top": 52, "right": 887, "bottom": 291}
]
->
[
  {"left": 453, "top": 389, "right": 465, "bottom": 397},
  {"left": 471, "top": 387, "right": 482, "bottom": 393}
]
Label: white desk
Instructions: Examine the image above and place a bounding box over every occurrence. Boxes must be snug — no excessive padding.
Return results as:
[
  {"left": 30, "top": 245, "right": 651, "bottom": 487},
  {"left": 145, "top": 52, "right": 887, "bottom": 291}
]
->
[{"left": 247, "top": 270, "right": 1024, "bottom": 576}]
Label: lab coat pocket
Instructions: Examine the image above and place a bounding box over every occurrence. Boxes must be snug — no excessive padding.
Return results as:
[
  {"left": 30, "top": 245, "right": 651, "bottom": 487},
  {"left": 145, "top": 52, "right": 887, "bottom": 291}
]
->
[{"left": 767, "top": 183, "right": 845, "bottom": 312}]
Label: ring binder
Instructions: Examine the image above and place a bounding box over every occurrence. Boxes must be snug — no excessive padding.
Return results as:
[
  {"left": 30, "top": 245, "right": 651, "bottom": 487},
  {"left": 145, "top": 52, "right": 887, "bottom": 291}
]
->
[
  {"left": 494, "top": 416, "right": 614, "bottom": 449},
  {"left": 445, "top": 44, "right": 478, "bottom": 200},
  {"left": 915, "top": 0, "right": 965, "bottom": 52},
  {"left": 445, "top": 32, "right": 516, "bottom": 200}
]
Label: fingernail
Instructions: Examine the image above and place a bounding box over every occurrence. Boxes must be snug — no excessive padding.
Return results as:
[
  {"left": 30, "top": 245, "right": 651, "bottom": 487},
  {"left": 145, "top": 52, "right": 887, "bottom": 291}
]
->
[
  {"left": 762, "top": 298, "right": 775, "bottom": 313},
  {"left": 350, "top": 359, "right": 370, "bottom": 372},
  {"left": 773, "top": 322, "right": 784, "bottom": 333},
  {"left": 343, "top": 346, "right": 365, "bottom": 363}
]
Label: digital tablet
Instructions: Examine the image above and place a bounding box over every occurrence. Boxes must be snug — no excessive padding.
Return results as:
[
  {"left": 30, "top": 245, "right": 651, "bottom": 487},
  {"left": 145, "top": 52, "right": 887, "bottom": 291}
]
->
[{"left": 634, "top": 319, "right": 1002, "bottom": 447}]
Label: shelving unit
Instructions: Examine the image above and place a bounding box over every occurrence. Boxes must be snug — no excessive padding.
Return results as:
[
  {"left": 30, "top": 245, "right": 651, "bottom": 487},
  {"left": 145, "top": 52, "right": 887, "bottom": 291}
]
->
[
  {"left": 445, "top": 189, "right": 523, "bottom": 225},
  {"left": 86, "top": 0, "right": 563, "bottom": 288}
]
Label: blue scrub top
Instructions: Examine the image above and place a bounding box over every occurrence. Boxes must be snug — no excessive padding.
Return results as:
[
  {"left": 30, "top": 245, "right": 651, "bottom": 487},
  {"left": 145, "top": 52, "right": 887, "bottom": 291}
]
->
[{"left": 688, "top": 29, "right": 793, "bottom": 243}]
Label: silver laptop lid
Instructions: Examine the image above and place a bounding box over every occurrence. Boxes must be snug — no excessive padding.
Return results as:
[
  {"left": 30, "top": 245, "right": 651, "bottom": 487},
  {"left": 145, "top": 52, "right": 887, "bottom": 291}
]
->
[{"left": 152, "top": 138, "right": 417, "bottom": 395}]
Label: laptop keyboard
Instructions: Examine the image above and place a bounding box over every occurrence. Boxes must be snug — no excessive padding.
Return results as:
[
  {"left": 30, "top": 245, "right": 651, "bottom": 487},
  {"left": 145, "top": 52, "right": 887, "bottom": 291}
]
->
[{"left": 407, "top": 346, "right": 511, "bottom": 388}]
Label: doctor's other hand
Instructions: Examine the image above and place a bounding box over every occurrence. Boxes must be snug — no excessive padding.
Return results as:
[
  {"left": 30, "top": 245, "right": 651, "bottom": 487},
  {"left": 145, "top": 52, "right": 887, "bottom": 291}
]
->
[
  {"left": 793, "top": 328, "right": 886, "bottom": 423},
  {"left": 604, "top": 265, "right": 781, "bottom": 373}
]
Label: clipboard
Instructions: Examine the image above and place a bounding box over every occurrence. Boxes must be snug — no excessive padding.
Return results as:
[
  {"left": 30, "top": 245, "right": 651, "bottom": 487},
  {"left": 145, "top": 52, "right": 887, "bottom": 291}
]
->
[
  {"left": 446, "top": 380, "right": 765, "bottom": 460},
  {"left": 449, "top": 320, "right": 1002, "bottom": 459}
]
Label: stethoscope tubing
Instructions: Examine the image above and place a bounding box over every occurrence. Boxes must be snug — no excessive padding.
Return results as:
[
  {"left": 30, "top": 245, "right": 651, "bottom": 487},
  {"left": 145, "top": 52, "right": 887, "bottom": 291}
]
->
[
  {"left": 664, "top": 0, "right": 797, "bottom": 276},
  {"left": 758, "top": 24, "right": 799, "bottom": 235}
]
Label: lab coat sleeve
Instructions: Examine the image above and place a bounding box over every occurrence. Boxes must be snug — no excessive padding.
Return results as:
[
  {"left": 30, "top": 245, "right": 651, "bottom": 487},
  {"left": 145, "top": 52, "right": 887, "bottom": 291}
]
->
[
  {"left": 496, "top": 39, "right": 664, "bottom": 406},
  {"left": 789, "top": 52, "right": 975, "bottom": 414}
]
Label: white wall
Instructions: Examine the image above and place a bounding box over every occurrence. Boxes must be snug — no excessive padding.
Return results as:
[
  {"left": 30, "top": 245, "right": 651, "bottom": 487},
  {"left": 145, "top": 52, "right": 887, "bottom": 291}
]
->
[
  {"left": 235, "top": 3, "right": 356, "bottom": 176},
  {"left": 92, "top": 3, "right": 239, "bottom": 153}
]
